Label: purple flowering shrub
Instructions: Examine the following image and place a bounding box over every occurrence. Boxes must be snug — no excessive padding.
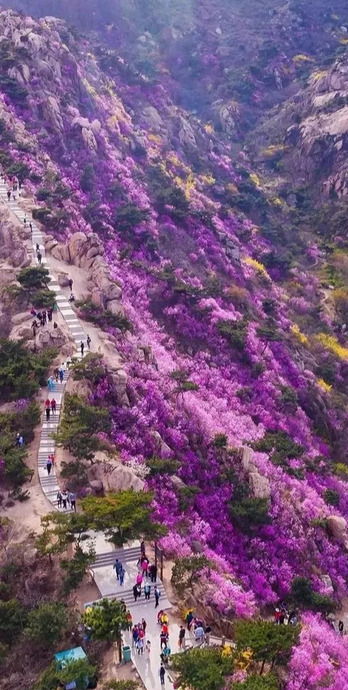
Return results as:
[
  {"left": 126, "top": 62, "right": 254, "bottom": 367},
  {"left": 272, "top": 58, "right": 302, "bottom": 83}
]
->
[{"left": 1, "top": 14, "right": 348, "bottom": 679}]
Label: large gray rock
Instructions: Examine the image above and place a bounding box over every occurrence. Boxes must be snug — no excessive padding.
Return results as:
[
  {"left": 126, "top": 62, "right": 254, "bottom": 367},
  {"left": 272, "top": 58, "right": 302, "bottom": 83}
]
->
[
  {"left": 249, "top": 472, "right": 271, "bottom": 500},
  {"left": 327, "top": 515, "right": 348, "bottom": 549}
]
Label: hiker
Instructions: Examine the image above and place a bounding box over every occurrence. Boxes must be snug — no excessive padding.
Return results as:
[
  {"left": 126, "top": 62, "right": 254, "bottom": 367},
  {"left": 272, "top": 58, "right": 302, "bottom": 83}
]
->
[
  {"left": 57, "top": 491, "right": 62, "bottom": 508},
  {"left": 141, "top": 557, "right": 149, "bottom": 578},
  {"left": 154, "top": 585, "right": 160, "bottom": 608},
  {"left": 146, "top": 639, "right": 151, "bottom": 656},
  {"left": 113, "top": 559, "right": 122, "bottom": 580},
  {"left": 161, "top": 644, "right": 171, "bottom": 664},
  {"left": 69, "top": 491, "right": 76, "bottom": 512},
  {"left": 46, "top": 457, "right": 53, "bottom": 475},
  {"left": 80, "top": 341, "right": 84, "bottom": 356},
  {"left": 66, "top": 356, "right": 72, "bottom": 368},
  {"left": 31, "top": 319, "right": 38, "bottom": 336},
  {"left": 23, "top": 215, "right": 27, "bottom": 225},
  {"left": 50, "top": 398, "right": 56, "bottom": 414},
  {"left": 36, "top": 243, "right": 40, "bottom": 252},
  {"left": 150, "top": 563, "right": 157, "bottom": 582},
  {"left": 205, "top": 625, "right": 212, "bottom": 646},
  {"left": 18, "top": 435, "right": 24, "bottom": 447},
  {"left": 47, "top": 308, "right": 53, "bottom": 322},
  {"left": 144, "top": 582, "right": 151, "bottom": 600},
  {"left": 194, "top": 623, "right": 204, "bottom": 645},
  {"left": 58, "top": 366, "right": 64, "bottom": 383},
  {"left": 142, "top": 618, "right": 147, "bottom": 635},
  {"left": 37, "top": 251, "right": 42, "bottom": 265},
  {"left": 159, "top": 664, "right": 166, "bottom": 686},
  {"left": 136, "top": 572, "right": 143, "bottom": 587},
  {"left": 186, "top": 610, "right": 194, "bottom": 630},
  {"left": 42, "top": 310, "right": 47, "bottom": 325},
  {"left": 140, "top": 540, "right": 146, "bottom": 556},
  {"left": 6, "top": 190, "right": 10, "bottom": 201},
  {"left": 68, "top": 278, "right": 73, "bottom": 290},
  {"left": 54, "top": 367, "right": 59, "bottom": 382},
  {"left": 69, "top": 292, "right": 75, "bottom": 303},
  {"left": 132, "top": 626, "right": 139, "bottom": 647},
  {"left": 45, "top": 399, "right": 51, "bottom": 421},
  {"left": 61, "top": 490, "right": 69, "bottom": 510},
  {"left": 53, "top": 321, "right": 58, "bottom": 329},
  {"left": 47, "top": 376, "right": 54, "bottom": 392},
  {"left": 133, "top": 584, "right": 141, "bottom": 602},
  {"left": 178, "top": 625, "right": 185, "bottom": 649},
  {"left": 119, "top": 566, "right": 125, "bottom": 586},
  {"left": 137, "top": 636, "right": 144, "bottom": 655},
  {"left": 157, "top": 610, "right": 164, "bottom": 625},
  {"left": 339, "top": 620, "right": 344, "bottom": 636},
  {"left": 29, "top": 222, "right": 33, "bottom": 231},
  {"left": 87, "top": 334, "right": 91, "bottom": 350}
]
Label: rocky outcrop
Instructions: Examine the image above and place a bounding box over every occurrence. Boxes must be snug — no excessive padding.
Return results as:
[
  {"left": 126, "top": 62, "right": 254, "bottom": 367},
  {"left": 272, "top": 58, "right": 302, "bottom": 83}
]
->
[
  {"left": 327, "top": 515, "right": 348, "bottom": 550},
  {"left": 0, "top": 209, "right": 31, "bottom": 267},
  {"left": 241, "top": 447, "right": 271, "bottom": 501},
  {"left": 45, "top": 231, "right": 124, "bottom": 316},
  {"left": 88, "top": 453, "right": 144, "bottom": 493}
]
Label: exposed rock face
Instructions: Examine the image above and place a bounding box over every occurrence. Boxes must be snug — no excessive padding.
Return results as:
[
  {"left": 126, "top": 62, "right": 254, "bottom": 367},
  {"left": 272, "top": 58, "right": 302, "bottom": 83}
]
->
[
  {"left": 249, "top": 472, "right": 271, "bottom": 500},
  {"left": 45, "top": 231, "right": 124, "bottom": 316},
  {"left": 88, "top": 454, "right": 144, "bottom": 493},
  {"left": 0, "top": 209, "right": 31, "bottom": 267},
  {"left": 327, "top": 515, "right": 348, "bottom": 550}
]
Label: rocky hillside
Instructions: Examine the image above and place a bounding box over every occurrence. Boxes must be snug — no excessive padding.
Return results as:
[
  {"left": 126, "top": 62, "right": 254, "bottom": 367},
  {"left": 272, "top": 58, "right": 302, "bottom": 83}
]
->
[{"left": 1, "top": 5, "right": 348, "bottom": 687}]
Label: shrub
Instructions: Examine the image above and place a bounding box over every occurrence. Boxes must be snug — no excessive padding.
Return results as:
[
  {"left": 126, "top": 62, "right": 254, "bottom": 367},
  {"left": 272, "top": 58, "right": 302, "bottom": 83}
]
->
[
  {"left": 290, "top": 577, "right": 337, "bottom": 614},
  {"left": 0, "top": 340, "right": 56, "bottom": 401},
  {"left": 172, "top": 555, "right": 210, "bottom": 592},
  {"left": 323, "top": 489, "right": 340, "bottom": 506},
  {"left": 25, "top": 602, "right": 67, "bottom": 648},
  {"left": 229, "top": 496, "right": 270, "bottom": 534},
  {"left": 217, "top": 319, "right": 248, "bottom": 351},
  {"left": 18, "top": 265, "right": 51, "bottom": 291},
  {"left": 32, "top": 207, "right": 52, "bottom": 222},
  {"left": 31, "top": 289, "right": 56, "bottom": 309},
  {"left": 253, "top": 431, "right": 304, "bottom": 467},
  {"left": 76, "top": 299, "right": 132, "bottom": 333},
  {"left": 147, "top": 457, "right": 181, "bottom": 477},
  {"left": 212, "top": 433, "right": 228, "bottom": 448},
  {"left": 80, "top": 163, "right": 95, "bottom": 193},
  {"left": 71, "top": 353, "right": 105, "bottom": 384},
  {"left": 0, "top": 599, "right": 24, "bottom": 645},
  {"left": 114, "top": 203, "right": 150, "bottom": 233}
]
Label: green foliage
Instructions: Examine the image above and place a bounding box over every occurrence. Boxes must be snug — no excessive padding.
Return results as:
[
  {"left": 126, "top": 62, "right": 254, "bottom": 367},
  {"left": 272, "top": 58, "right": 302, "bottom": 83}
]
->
[
  {"left": 279, "top": 385, "right": 298, "bottom": 413},
  {"left": 76, "top": 298, "right": 132, "bottom": 333},
  {"left": 25, "top": 603, "right": 67, "bottom": 648},
  {"left": 71, "top": 352, "right": 105, "bottom": 384},
  {"left": 54, "top": 393, "right": 111, "bottom": 463},
  {"left": 80, "top": 163, "right": 95, "bottom": 193},
  {"left": 35, "top": 659, "right": 97, "bottom": 690},
  {"left": 171, "top": 555, "right": 210, "bottom": 592},
  {"left": 114, "top": 203, "right": 150, "bottom": 233},
  {"left": 32, "top": 207, "right": 52, "bottom": 222},
  {"left": 171, "top": 369, "right": 199, "bottom": 396},
  {"left": 0, "top": 74, "right": 27, "bottom": 103},
  {"left": 235, "top": 619, "right": 299, "bottom": 668},
  {"left": 146, "top": 456, "right": 181, "bottom": 477},
  {"left": 233, "top": 674, "right": 279, "bottom": 690},
  {"left": 323, "top": 488, "right": 340, "bottom": 506},
  {"left": 36, "top": 512, "right": 92, "bottom": 561},
  {"left": 17, "top": 265, "right": 51, "bottom": 291},
  {"left": 177, "top": 484, "right": 200, "bottom": 511},
  {"left": 212, "top": 433, "right": 228, "bottom": 448},
  {"left": 217, "top": 319, "right": 248, "bottom": 351},
  {"left": 171, "top": 647, "right": 234, "bottom": 690},
  {"left": 229, "top": 495, "right": 270, "bottom": 534},
  {"left": 0, "top": 400, "right": 40, "bottom": 488},
  {"left": 291, "top": 577, "right": 337, "bottom": 614},
  {"left": 102, "top": 681, "right": 140, "bottom": 690},
  {"left": 253, "top": 431, "right": 304, "bottom": 468},
  {"left": 31, "top": 289, "right": 56, "bottom": 309},
  {"left": 83, "top": 597, "right": 128, "bottom": 643},
  {"left": 60, "top": 459, "right": 89, "bottom": 491},
  {"left": 256, "top": 322, "right": 283, "bottom": 344},
  {"left": 61, "top": 545, "right": 96, "bottom": 595},
  {"left": 81, "top": 490, "right": 166, "bottom": 546},
  {"left": 0, "top": 339, "right": 56, "bottom": 401},
  {"left": 0, "top": 599, "right": 24, "bottom": 645}
]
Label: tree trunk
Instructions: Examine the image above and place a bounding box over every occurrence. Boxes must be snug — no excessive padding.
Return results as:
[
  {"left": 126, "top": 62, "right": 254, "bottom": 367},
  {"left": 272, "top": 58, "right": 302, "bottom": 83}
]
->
[
  {"left": 117, "top": 636, "right": 122, "bottom": 663},
  {"left": 260, "top": 659, "right": 265, "bottom": 675}
]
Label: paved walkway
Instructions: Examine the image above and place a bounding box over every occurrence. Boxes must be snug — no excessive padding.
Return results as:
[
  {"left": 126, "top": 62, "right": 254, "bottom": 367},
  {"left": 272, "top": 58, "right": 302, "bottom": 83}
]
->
[
  {"left": 0, "top": 180, "right": 86, "bottom": 510},
  {"left": 0, "top": 182, "right": 181, "bottom": 689},
  {"left": 89, "top": 538, "right": 179, "bottom": 690}
]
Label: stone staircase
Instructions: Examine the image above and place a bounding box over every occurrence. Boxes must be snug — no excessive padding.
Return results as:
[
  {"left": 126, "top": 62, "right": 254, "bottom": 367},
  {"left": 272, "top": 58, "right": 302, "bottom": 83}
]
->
[
  {"left": 0, "top": 178, "right": 86, "bottom": 510},
  {"left": 90, "top": 546, "right": 171, "bottom": 610}
]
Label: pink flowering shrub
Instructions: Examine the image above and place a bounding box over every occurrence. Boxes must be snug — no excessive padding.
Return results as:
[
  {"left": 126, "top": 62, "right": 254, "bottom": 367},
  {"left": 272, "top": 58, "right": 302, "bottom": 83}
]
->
[{"left": 286, "top": 614, "right": 348, "bottom": 690}]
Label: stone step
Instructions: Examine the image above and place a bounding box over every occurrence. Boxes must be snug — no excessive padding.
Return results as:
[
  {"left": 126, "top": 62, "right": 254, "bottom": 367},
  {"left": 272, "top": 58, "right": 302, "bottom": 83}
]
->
[{"left": 92, "top": 547, "right": 142, "bottom": 568}]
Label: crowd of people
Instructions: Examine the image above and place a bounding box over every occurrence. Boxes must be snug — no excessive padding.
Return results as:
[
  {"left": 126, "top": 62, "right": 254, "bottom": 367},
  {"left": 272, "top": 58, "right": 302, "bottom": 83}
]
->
[
  {"left": 56, "top": 489, "right": 76, "bottom": 511},
  {"left": 185, "top": 610, "right": 212, "bottom": 646},
  {"left": 273, "top": 603, "right": 298, "bottom": 626}
]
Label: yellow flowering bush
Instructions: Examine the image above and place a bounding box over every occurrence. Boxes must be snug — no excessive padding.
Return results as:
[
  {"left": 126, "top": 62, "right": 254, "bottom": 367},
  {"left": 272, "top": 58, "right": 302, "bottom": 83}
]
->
[
  {"left": 260, "top": 144, "right": 286, "bottom": 158},
  {"left": 201, "top": 174, "right": 216, "bottom": 185},
  {"left": 249, "top": 173, "right": 261, "bottom": 187},
  {"left": 312, "top": 70, "right": 328, "bottom": 82},
  {"left": 340, "top": 38, "right": 348, "bottom": 45},
  {"left": 316, "top": 333, "right": 348, "bottom": 360},
  {"left": 243, "top": 257, "right": 270, "bottom": 278},
  {"left": 290, "top": 324, "right": 309, "bottom": 347},
  {"left": 293, "top": 54, "right": 313, "bottom": 64},
  {"left": 317, "top": 378, "right": 332, "bottom": 393},
  {"left": 204, "top": 123, "right": 214, "bottom": 134}
]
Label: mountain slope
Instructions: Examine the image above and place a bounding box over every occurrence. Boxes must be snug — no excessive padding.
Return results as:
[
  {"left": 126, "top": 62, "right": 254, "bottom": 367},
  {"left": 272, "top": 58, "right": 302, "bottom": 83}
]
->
[{"left": 1, "top": 7, "right": 348, "bottom": 686}]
